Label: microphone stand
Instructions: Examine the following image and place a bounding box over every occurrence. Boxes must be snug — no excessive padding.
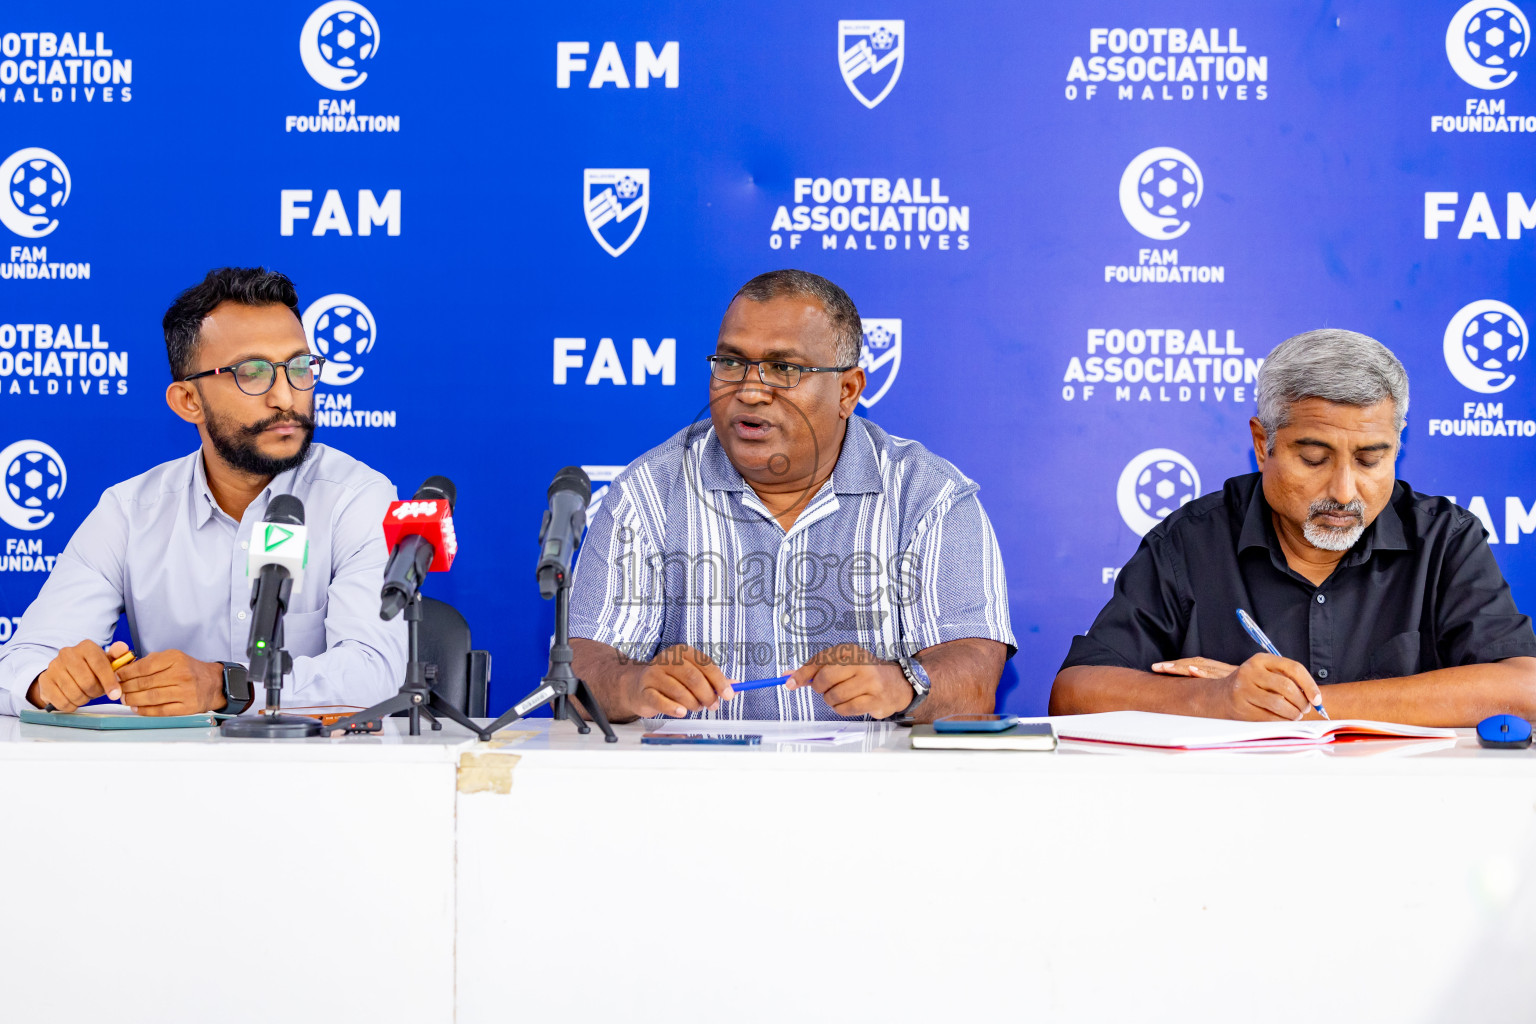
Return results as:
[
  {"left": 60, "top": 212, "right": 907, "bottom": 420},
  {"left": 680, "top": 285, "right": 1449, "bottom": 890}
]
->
[
  {"left": 328, "top": 592, "right": 491, "bottom": 740},
  {"left": 482, "top": 578, "right": 617, "bottom": 742},
  {"left": 221, "top": 600, "right": 323, "bottom": 738}
]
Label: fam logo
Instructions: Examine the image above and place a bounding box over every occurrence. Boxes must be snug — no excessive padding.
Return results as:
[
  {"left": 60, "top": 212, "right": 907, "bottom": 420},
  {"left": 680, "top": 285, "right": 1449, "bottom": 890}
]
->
[
  {"left": 1117, "top": 448, "right": 1200, "bottom": 537},
  {"left": 582, "top": 465, "right": 626, "bottom": 518},
  {"left": 302, "top": 293, "right": 376, "bottom": 386},
  {"left": 1447, "top": 1, "right": 1529, "bottom": 89},
  {"left": 1, "top": 148, "right": 90, "bottom": 281},
  {"left": 301, "top": 293, "right": 397, "bottom": 429},
  {"left": 1064, "top": 26, "right": 1269, "bottom": 104},
  {"left": 1428, "top": 301, "right": 1535, "bottom": 440},
  {"left": 290, "top": 2, "right": 399, "bottom": 133},
  {"left": 300, "top": 1, "right": 379, "bottom": 90},
  {"left": 1106, "top": 148, "right": 1223, "bottom": 285},
  {"left": 858, "top": 318, "right": 901, "bottom": 408},
  {"left": 1, "top": 147, "right": 68, "bottom": 238},
  {"left": 0, "top": 439, "right": 65, "bottom": 532},
  {"left": 584, "top": 169, "right": 649, "bottom": 257},
  {"left": 1120, "top": 147, "right": 1201, "bottom": 240},
  {"left": 838, "top": 20, "right": 904, "bottom": 109},
  {"left": 0, "top": 31, "right": 133, "bottom": 106},
  {"left": 1445, "top": 299, "right": 1529, "bottom": 393}
]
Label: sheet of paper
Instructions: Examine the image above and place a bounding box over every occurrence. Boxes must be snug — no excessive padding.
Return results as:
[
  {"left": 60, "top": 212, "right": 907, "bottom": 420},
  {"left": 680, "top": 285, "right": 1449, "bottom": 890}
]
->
[{"left": 645, "top": 720, "right": 871, "bottom": 744}]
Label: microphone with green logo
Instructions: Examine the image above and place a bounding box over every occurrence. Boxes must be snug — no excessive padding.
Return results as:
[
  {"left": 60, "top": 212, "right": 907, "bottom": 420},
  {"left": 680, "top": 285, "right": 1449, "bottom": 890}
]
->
[{"left": 245, "top": 494, "right": 308, "bottom": 701}]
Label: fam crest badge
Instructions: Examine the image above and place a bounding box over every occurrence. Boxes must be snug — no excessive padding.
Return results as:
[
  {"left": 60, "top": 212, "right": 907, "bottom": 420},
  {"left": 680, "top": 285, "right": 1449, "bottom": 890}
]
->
[
  {"left": 584, "top": 169, "right": 650, "bottom": 257},
  {"left": 838, "top": 20, "right": 905, "bottom": 109},
  {"left": 858, "top": 319, "right": 902, "bottom": 408}
]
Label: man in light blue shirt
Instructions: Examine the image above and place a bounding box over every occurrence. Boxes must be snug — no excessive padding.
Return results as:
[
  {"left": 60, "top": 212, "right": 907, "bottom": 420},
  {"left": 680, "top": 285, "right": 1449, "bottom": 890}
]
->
[{"left": 0, "top": 267, "right": 405, "bottom": 717}]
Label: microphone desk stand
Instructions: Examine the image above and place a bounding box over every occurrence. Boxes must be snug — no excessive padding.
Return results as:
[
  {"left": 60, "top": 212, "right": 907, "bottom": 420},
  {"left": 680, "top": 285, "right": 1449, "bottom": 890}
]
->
[
  {"left": 329, "top": 592, "right": 491, "bottom": 740},
  {"left": 482, "top": 581, "right": 617, "bottom": 742},
  {"left": 222, "top": 637, "right": 323, "bottom": 739}
]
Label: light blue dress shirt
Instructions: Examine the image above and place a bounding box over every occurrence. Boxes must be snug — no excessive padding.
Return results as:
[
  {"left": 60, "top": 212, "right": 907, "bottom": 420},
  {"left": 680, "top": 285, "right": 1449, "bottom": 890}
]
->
[{"left": 0, "top": 443, "right": 407, "bottom": 716}]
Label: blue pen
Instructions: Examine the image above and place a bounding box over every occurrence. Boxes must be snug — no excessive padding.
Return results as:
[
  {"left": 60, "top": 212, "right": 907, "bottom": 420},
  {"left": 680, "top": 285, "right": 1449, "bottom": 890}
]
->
[
  {"left": 1236, "top": 608, "right": 1329, "bottom": 720},
  {"left": 731, "top": 674, "right": 792, "bottom": 693}
]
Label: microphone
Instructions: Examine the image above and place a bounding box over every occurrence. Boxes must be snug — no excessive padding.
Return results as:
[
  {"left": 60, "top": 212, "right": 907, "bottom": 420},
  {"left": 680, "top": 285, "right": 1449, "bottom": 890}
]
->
[
  {"left": 537, "top": 466, "right": 591, "bottom": 599},
  {"left": 380, "top": 476, "right": 458, "bottom": 620},
  {"left": 247, "top": 494, "right": 308, "bottom": 685}
]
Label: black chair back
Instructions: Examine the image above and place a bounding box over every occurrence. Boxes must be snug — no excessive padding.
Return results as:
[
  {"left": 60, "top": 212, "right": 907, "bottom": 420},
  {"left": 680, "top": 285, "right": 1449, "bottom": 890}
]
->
[{"left": 416, "top": 596, "right": 490, "bottom": 718}]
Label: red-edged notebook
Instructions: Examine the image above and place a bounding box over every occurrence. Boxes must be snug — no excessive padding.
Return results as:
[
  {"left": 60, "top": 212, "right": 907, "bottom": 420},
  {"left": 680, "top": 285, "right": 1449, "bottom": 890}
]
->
[{"left": 1046, "top": 711, "right": 1457, "bottom": 750}]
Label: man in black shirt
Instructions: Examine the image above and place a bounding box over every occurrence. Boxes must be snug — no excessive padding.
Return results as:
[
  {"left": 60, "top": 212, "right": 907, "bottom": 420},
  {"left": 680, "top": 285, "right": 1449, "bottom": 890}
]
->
[{"left": 1052, "top": 329, "right": 1536, "bottom": 725}]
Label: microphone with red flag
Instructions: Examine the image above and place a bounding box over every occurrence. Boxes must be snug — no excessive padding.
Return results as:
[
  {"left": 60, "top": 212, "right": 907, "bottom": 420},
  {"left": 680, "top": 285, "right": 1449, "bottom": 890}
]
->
[{"left": 380, "top": 476, "right": 457, "bottom": 620}]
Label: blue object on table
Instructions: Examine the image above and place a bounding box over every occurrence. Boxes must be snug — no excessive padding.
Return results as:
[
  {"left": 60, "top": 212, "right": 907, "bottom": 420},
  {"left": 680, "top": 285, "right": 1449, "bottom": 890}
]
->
[
  {"left": 1236, "top": 608, "right": 1330, "bottom": 721},
  {"left": 933, "top": 714, "right": 1020, "bottom": 733},
  {"left": 1476, "top": 714, "right": 1532, "bottom": 749},
  {"left": 732, "top": 674, "right": 791, "bottom": 692}
]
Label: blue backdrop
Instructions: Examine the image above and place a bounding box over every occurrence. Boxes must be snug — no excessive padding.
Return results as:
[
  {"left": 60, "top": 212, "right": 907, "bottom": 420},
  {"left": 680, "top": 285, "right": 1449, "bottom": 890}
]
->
[{"left": 2, "top": 0, "right": 1533, "bottom": 715}]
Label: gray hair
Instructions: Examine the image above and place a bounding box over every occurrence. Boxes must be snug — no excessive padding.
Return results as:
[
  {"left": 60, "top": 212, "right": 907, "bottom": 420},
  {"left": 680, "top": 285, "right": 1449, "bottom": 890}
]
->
[
  {"left": 730, "top": 269, "right": 863, "bottom": 367},
  {"left": 1255, "top": 329, "right": 1409, "bottom": 453}
]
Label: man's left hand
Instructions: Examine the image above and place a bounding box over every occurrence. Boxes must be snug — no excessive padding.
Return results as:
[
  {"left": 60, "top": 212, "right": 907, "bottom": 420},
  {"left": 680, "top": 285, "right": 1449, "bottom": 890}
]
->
[
  {"left": 788, "top": 643, "right": 913, "bottom": 719},
  {"left": 116, "top": 651, "right": 227, "bottom": 716},
  {"left": 1151, "top": 657, "right": 1238, "bottom": 679}
]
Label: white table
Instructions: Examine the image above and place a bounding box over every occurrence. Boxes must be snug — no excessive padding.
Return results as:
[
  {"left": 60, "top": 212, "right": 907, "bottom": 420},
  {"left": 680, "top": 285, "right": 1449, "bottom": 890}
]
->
[{"left": 3, "top": 716, "right": 1535, "bottom": 1023}]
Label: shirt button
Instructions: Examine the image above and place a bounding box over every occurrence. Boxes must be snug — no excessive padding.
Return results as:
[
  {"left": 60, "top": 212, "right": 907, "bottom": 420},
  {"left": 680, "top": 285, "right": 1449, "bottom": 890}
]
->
[
  {"left": 1317, "top": 668, "right": 1329, "bottom": 679},
  {"left": 237, "top": 611, "right": 247, "bottom": 621},
  {"left": 240, "top": 541, "right": 249, "bottom": 550},
  {"left": 1316, "top": 594, "right": 1326, "bottom": 604}
]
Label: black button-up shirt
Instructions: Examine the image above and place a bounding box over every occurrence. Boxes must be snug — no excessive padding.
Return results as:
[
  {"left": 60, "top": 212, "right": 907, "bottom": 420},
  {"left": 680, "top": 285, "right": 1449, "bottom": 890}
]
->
[{"left": 1061, "top": 473, "right": 1536, "bottom": 683}]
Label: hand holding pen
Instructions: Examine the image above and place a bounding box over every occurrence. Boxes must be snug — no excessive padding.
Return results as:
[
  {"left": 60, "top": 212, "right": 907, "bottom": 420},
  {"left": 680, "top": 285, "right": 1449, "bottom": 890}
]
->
[{"left": 1236, "top": 608, "right": 1330, "bottom": 721}]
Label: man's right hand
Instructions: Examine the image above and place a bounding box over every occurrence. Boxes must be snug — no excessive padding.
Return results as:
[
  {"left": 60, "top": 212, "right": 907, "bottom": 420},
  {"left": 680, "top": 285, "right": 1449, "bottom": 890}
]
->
[
  {"left": 1208, "top": 653, "right": 1322, "bottom": 721},
  {"left": 625, "top": 644, "right": 735, "bottom": 718},
  {"left": 26, "top": 640, "right": 132, "bottom": 711}
]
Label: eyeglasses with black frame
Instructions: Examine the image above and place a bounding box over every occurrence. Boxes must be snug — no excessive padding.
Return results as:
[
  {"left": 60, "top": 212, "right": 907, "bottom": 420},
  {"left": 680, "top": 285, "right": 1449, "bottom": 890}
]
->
[
  {"left": 705, "top": 354, "right": 857, "bottom": 389},
  {"left": 182, "top": 354, "right": 326, "bottom": 396}
]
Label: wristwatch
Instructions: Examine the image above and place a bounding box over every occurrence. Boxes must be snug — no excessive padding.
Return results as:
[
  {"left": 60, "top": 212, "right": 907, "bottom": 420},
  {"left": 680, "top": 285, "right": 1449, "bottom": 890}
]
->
[
  {"left": 891, "top": 655, "right": 931, "bottom": 721},
  {"left": 219, "top": 661, "right": 254, "bottom": 715}
]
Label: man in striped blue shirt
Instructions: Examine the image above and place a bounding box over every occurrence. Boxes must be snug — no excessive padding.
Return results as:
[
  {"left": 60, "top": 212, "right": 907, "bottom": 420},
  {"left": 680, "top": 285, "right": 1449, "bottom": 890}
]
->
[{"left": 569, "top": 270, "right": 1015, "bottom": 722}]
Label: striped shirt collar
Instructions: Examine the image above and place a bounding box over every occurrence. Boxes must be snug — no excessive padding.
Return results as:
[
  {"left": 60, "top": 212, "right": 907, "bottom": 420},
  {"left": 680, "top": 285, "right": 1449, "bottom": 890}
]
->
[{"left": 691, "top": 416, "right": 886, "bottom": 497}]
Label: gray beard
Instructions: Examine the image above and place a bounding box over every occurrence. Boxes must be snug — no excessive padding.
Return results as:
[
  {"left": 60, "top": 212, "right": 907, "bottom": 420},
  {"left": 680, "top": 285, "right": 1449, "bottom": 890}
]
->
[{"left": 1302, "top": 497, "right": 1366, "bottom": 552}]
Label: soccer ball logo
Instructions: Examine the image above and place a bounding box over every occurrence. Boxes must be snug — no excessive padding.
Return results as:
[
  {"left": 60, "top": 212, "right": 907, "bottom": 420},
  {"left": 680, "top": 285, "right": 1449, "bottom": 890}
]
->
[
  {"left": 870, "top": 27, "right": 896, "bottom": 49},
  {"left": 1117, "top": 448, "right": 1201, "bottom": 537},
  {"left": 319, "top": 10, "right": 375, "bottom": 69},
  {"left": 12, "top": 157, "right": 66, "bottom": 217},
  {"left": 1443, "top": 299, "right": 1530, "bottom": 394},
  {"left": 865, "top": 324, "right": 895, "bottom": 349},
  {"left": 0, "top": 147, "right": 72, "bottom": 239},
  {"left": 302, "top": 293, "right": 378, "bottom": 386},
  {"left": 300, "top": 1, "right": 381, "bottom": 91},
  {"left": 1447, "top": 1, "right": 1530, "bottom": 89},
  {"left": 1139, "top": 158, "right": 1199, "bottom": 219},
  {"left": 615, "top": 176, "right": 640, "bottom": 200},
  {"left": 1119, "top": 147, "right": 1203, "bottom": 241},
  {"left": 0, "top": 440, "right": 67, "bottom": 532}
]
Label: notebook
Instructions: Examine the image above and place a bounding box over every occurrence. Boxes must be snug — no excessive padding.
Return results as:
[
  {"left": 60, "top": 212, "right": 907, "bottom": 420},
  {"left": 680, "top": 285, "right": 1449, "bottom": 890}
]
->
[
  {"left": 1042, "top": 711, "right": 1457, "bottom": 750},
  {"left": 909, "top": 721, "right": 1058, "bottom": 751},
  {"left": 19, "top": 704, "right": 225, "bottom": 730}
]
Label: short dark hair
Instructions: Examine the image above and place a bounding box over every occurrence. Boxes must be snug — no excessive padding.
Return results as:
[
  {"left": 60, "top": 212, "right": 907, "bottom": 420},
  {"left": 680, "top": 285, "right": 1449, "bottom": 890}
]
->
[
  {"left": 162, "top": 267, "right": 302, "bottom": 380},
  {"left": 731, "top": 269, "right": 863, "bottom": 367}
]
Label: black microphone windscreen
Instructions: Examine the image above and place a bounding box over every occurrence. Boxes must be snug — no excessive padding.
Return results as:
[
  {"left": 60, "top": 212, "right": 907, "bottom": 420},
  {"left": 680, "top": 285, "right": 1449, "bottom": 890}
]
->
[
  {"left": 416, "top": 475, "right": 457, "bottom": 510},
  {"left": 265, "top": 494, "right": 306, "bottom": 526},
  {"left": 548, "top": 466, "right": 591, "bottom": 505}
]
